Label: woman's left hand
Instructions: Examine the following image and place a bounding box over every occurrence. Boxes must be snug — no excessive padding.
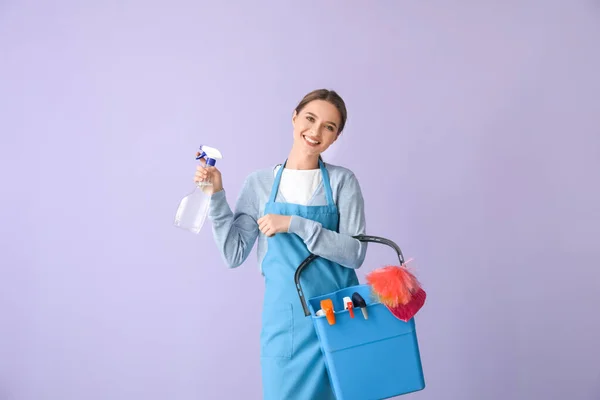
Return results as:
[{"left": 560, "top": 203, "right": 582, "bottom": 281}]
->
[{"left": 257, "top": 214, "right": 292, "bottom": 237}]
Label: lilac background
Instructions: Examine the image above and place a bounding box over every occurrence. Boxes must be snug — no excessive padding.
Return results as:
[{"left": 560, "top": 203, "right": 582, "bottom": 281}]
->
[{"left": 1, "top": 1, "right": 599, "bottom": 399}]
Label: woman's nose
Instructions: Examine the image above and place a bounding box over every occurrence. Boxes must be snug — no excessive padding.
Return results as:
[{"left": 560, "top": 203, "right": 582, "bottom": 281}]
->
[{"left": 310, "top": 123, "right": 322, "bottom": 135}]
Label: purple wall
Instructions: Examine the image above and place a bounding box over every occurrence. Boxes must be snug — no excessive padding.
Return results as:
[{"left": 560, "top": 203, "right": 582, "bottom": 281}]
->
[{"left": 1, "top": 2, "right": 599, "bottom": 399}]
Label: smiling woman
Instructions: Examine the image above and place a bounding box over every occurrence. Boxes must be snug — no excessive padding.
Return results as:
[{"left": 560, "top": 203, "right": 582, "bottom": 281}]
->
[
  {"left": 194, "top": 88, "right": 367, "bottom": 400},
  {"left": 291, "top": 89, "right": 348, "bottom": 162}
]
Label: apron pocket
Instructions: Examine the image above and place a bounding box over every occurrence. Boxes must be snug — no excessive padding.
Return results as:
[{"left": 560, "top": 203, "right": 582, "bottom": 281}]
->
[{"left": 260, "top": 302, "right": 293, "bottom": 359}]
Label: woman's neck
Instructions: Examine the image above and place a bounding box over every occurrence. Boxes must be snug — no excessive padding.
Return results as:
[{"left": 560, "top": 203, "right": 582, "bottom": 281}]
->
[{"left": 285, "top": 148, "right": 320, "bottom": 170}]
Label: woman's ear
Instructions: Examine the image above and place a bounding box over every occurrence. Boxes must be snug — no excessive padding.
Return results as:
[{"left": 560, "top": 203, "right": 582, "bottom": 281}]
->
[{"left": 292, "top": 110, "right": 297, "bottom": 125}]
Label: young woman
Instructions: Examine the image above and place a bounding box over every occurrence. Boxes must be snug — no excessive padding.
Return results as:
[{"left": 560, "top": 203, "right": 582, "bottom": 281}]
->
[{"left": 195, "top": 89, "right": 368, "bottom": 400}]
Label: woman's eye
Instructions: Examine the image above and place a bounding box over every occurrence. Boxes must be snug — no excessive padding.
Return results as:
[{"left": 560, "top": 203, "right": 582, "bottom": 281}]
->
[
  {"left": 327, "top": 126, "right": 334, "bottom": 131},
  {"left": 306, "top": 116, "right": 315, "bottom": 122}
]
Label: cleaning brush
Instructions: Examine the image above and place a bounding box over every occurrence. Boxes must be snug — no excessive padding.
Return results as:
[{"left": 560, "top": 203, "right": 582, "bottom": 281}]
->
[{"left": 365, "top": 259, "right": 426, "bottom": 322}]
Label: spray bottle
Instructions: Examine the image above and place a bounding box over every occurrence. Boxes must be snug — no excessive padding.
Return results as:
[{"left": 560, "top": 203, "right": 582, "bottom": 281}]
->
[{"left": 174, "top": 145, "right": 223, "bottom": 234}]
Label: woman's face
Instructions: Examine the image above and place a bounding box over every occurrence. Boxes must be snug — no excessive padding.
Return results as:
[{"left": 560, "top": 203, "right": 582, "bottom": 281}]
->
[{"left": 292, "top": 100, "right": 341, "bottom": 158}]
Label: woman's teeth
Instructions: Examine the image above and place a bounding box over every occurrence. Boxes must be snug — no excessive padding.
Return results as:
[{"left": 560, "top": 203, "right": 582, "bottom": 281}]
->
[{"left": 303, "top": 135, "right": 320, "bottom": 145}]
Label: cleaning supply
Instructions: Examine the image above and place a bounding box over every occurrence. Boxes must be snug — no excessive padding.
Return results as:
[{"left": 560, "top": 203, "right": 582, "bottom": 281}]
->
[
  {"left": 365, "top": 260, "right": 426, "bottom": 322},
  {"left": 343, "top": 296, "right": 354, "bottom": 318},
  {"left": 320, "top": 299, "right": 336, "bottom": 325},
  {"left": 295, "top": 234, "right": 426, "bottom": 399},
  {"left": 351, "top": 292, "right": 368, "bottom": 319},
  {"left": 174, "top": 145, "right": 223, "bottom": 234}
]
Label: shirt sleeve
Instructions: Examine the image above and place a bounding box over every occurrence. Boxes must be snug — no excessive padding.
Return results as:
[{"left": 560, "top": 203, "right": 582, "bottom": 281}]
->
[
  {"left": 207, "top": 175, "right": 260, "bottom": 268},
  {"left": 287, "top": 172, "right": 368, "bottom": 269}
]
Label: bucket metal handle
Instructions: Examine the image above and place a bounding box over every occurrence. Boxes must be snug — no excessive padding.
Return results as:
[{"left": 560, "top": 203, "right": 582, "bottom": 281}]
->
[{"left": 294, "top": 234, "right": 406, "bottom": 317}]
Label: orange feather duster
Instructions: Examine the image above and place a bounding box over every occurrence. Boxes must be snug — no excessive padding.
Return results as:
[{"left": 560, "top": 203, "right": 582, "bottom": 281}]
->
[{"left": 365, "top": 260, "right": 426, "bottom": 322}]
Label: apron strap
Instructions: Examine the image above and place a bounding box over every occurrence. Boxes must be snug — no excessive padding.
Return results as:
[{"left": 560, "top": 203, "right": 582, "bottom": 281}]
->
[
  {"left": 319, "top": 159, "right": 335, "bottom": 207},
  {"left": 268, "top": 160, "right": 286, "bottom": 203},
  {"left": 268, "top": 158, "right": 335, "bottom": 206}
]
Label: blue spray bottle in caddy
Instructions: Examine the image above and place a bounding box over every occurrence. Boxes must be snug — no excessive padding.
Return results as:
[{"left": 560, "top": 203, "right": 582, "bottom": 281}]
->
[{"left": 174, "top": 145, "right": 223, "bottom": 234}]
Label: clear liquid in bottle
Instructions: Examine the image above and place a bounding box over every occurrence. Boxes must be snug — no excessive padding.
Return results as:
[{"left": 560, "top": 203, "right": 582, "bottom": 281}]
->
[
  {"left": 174, "top": 181, "right": 212, "bottom": 234},
  {"left": 174, "top": 145, "right": 222, "bottom": 234}
]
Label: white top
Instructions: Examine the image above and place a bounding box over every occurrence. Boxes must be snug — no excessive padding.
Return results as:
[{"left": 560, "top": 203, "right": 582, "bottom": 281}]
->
[{"left": 274, "top": 165, "right": 321, "bottom": 205}]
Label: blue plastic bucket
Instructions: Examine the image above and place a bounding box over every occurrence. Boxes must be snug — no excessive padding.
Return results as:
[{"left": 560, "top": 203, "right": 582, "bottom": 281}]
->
[{"left": 295, "top": 235, "right": 426, "bottom": 400}]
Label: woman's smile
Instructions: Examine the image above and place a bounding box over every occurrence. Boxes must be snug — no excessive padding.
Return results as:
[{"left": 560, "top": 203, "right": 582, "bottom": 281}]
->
[{"left": 302, "top": 134, "right": 321, "bottom": 147}]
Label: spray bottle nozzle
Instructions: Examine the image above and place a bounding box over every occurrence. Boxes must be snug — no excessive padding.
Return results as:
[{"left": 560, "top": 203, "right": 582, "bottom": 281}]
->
[{"left": 195, "top": 144, "right": 223, "bottom": 166}]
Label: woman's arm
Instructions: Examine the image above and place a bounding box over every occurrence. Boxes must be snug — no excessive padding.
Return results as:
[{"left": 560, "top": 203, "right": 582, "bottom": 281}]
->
[
  {"left": 207, "top": 175, "right": 260, "bottom": 268},
  {"left": 287, "top": 172, "right": 368, "bottom": 269}
]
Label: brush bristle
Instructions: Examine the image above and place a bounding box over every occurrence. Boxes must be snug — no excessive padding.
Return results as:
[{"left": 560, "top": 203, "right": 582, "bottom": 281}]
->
[{"left": 366, "top": 265, "right": 423, "bottom": 307}]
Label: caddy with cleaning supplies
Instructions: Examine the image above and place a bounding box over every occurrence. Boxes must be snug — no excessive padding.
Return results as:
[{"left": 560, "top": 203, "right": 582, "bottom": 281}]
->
[{"left": 295, "top": 235, "right": 426, "bottom": 400}]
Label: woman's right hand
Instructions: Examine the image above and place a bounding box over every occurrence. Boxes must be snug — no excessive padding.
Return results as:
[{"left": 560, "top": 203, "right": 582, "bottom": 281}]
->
[{"left": 194, "top": 156, "right": 223, "bottom": 194}]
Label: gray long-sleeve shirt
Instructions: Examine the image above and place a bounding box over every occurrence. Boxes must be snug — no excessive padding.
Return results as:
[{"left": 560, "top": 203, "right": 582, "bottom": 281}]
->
[{"left": 207, "top": 162, "right": 368, "bottom": 274}]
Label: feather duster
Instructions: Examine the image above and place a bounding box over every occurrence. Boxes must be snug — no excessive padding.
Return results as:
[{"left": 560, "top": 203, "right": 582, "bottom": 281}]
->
[{"left": 365, "top": 259, "right": 427, "bottom": 322}]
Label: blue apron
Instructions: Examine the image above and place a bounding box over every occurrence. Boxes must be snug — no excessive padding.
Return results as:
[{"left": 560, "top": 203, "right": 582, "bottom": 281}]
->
[{"left": 259, "top": 159, "right": 359, "bottom": 400}]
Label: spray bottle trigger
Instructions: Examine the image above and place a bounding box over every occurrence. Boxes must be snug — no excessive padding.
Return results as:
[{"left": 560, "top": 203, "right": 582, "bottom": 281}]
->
[
  {"left": 195, "top": 145, "right": 223, "bottom": 166},
  {"left": 343, "top": 296, "right": 355, "bottom": 318}
]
